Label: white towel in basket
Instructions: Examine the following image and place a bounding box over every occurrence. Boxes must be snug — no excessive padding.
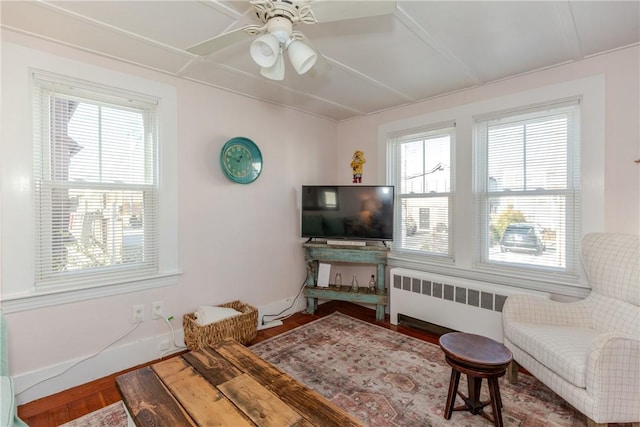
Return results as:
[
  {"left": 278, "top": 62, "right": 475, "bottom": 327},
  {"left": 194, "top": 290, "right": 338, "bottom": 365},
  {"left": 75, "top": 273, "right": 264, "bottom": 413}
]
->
[{"left": 194, "top": 305, "right": 242, "bottom": 326}]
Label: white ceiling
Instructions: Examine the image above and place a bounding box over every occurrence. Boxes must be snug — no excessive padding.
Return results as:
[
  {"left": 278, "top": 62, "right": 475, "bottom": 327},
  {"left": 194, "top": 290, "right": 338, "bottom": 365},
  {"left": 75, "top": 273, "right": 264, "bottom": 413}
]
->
[{"left": 2, "top": 1, "right": 639, "bottom": 121}]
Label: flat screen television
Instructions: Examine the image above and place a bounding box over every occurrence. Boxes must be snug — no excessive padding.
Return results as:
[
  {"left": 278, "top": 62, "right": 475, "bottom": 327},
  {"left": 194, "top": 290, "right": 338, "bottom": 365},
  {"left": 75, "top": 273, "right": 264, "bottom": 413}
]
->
[{"left": 301, "top": 185, "right": 394, "bottom": 242}]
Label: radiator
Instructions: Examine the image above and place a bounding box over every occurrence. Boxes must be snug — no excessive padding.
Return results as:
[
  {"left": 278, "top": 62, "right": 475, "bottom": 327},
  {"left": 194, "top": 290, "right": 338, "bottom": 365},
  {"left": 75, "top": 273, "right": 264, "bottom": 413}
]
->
[{"left": 390, "top": 268, "right": 549, "bottom": 342}]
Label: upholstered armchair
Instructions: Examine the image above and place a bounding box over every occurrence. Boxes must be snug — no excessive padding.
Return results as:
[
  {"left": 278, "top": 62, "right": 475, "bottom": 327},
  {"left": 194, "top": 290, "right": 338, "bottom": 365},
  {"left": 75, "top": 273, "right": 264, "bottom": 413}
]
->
[{"left": 502, "top": 233, "right": 639, "bottom": 427}]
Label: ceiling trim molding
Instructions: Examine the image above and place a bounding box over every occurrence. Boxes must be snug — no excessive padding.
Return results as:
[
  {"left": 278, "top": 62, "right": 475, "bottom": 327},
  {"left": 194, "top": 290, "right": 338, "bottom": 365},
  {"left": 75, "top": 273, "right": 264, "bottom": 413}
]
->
[
  {"left": 181, "top": 68, "right": 364, "bottom": 121},
  {"left": 554, "top": 2, "right": 584, "bottom": 60},
  {"left": 395, "top": 6, "right": 482, "bottom": 85},
  {"left": 34, "top": 1, "right": 200, "bottom": 59},
  {"left": 326, "top": 56, "right": 414, "bottom": 102},
  {"left": 197, "top": 0, "right": 248, "bottom": 20},
  {"left": 0, "top": 25, "right": 192, "bottom": 75}
]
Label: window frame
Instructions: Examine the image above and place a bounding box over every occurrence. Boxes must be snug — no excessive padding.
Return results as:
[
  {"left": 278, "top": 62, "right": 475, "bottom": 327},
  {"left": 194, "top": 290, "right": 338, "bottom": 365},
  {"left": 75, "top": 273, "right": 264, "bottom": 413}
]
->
[
  {"left": 474, "top": 99, "right": 581, "bottom": 281},
  {"left": 33, "top": 72, "right": 162, "bottom": 288},
  {"left": 0, "top": 44, "right": 179, "bottom": 313},
  {"left": 380, "top": 76, "right": 605, "bottom": 297},
  {"left": 388, "top": 123, "right": 455, "bottom": 259}
]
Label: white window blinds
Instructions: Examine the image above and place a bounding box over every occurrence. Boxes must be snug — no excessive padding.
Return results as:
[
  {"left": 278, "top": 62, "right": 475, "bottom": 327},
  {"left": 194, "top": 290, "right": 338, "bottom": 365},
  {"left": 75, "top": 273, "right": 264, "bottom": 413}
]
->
[
  {"left": 32, "top": 71, "right": 160, "bottom": 288},
  {"left": 390, "top": 123, "right": 454, "bottom": 257},
  {"left": 475, "top": 99, "right": 581, "bottom": 276}
]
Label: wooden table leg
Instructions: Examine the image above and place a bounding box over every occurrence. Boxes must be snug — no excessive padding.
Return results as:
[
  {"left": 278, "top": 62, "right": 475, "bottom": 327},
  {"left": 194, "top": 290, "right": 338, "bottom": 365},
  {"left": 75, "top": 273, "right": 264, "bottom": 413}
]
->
[
  {"left": 488, "top": 376, "right": 504, "bottom": 427},
  {"left": 444, "top": 368, "right": 460, "bottom": 419}
]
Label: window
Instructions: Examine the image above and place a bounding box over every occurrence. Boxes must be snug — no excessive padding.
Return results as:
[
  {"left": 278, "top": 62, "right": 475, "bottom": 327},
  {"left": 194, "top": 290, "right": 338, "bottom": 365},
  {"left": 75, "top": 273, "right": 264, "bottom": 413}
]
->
[
  {"left": 475, "top": 100, "right": 580, "bottom": 276},
  {"left": 4, "top": 48, "right": 179, "bottom": 312},
  {"left": 389, "top": 124, "right": 454, "bottom": 256},
  {"left": 382, "top": 76, "right": 603, "bottom": 293},
  {"left": 32, "top": 72, "right": 161, "bottom": 289}
]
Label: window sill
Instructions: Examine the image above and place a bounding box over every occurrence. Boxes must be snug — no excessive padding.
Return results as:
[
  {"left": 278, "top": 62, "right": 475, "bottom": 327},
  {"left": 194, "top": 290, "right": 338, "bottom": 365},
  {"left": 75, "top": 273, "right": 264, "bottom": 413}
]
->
[{"left": 0, "top": 271, "right": 181, "bottom": 313}]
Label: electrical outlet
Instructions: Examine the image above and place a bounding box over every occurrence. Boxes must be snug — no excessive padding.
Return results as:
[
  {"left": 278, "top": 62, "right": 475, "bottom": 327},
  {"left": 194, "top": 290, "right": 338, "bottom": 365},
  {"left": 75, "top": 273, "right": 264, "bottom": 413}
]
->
[
  {"left": 132, "top": 304, "right": 144, "bottom": 323},
  {"left": 152, "top": 301, "right": 163, "bottom": 319}
]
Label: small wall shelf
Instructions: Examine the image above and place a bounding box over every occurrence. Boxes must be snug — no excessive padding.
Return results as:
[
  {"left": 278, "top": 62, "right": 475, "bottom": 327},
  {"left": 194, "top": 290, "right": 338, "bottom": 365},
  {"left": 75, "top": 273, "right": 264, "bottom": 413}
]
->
[{"left": 303, "top": 243, "right": 389, "bottom": 321}]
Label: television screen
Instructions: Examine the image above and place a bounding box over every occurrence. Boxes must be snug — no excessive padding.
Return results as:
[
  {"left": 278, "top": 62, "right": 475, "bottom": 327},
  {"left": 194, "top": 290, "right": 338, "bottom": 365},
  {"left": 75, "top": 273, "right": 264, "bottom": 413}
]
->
[{"left": 301, "top": 185, "right": 394, "bottom": 241}]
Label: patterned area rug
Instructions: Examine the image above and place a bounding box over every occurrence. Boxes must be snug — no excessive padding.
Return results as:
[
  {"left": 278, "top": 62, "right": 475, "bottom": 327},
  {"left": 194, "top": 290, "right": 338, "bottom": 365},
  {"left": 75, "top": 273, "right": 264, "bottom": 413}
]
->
[
  {"left": 250, "top": 312, "right": 628, "bottom": 427},
  {"left": 64, "top": 312, "right": 632, "bottom": 427},
  {"left": 60, "top": 401, "right": 129, "bottom": 427}
]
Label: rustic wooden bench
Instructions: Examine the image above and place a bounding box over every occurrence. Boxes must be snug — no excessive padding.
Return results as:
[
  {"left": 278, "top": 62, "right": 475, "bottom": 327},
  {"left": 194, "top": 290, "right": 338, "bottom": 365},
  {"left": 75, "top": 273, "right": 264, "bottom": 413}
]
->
[{"left": 116, "top": 338, "right": 362, "bottom": 426}]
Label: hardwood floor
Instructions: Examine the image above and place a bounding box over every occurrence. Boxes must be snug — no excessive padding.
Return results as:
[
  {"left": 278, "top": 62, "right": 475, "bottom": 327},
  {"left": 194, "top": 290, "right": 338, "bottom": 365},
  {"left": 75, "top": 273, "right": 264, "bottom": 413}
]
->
[{"left": 17, "top": 301, "right": 441, "bottom": 426}]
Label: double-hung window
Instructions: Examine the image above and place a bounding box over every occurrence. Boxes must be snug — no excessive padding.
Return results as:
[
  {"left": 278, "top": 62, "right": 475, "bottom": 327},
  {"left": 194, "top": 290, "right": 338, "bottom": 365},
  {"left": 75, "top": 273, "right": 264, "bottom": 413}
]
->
[
  {"left": 32, "top": 72, "right": 160, "bottom": 289},
  {"left": 388, "top": 124, "right": 454, "bottom": 257},
  {"left": 383, "top": 77, "right": 600, "bottom": 292},
  {"left": 475, "top": 100, "right": 581, "bottom": 277}
]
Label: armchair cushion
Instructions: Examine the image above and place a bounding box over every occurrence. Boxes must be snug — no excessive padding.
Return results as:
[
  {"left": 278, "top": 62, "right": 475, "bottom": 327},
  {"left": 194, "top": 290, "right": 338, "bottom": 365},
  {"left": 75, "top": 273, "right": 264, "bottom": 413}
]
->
[{"left": 505, "top": 322, "right": 599, "bottom": 388}]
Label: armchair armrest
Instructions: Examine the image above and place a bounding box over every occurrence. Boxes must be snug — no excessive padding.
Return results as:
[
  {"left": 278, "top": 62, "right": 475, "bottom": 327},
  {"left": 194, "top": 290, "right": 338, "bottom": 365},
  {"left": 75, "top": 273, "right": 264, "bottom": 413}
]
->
[
  {"left": 502, "top": 294, "right": 590, "bottom": 327},
  {"left": 586, "top": 333, "right": 640, "bottom": 420}
]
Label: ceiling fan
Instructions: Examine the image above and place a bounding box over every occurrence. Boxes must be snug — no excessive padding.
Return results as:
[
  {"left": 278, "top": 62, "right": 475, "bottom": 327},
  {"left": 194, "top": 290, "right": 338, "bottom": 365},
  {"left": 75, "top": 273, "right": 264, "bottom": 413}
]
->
[{"left": 187, "top": 0, "right": 396, "bottom": 81}]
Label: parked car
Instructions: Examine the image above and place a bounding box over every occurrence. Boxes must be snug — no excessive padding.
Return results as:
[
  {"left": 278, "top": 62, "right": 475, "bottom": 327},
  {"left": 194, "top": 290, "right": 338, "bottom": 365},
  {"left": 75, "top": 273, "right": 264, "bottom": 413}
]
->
[{"left": 500, "top": 223, "right": 545, "bottom": 255}]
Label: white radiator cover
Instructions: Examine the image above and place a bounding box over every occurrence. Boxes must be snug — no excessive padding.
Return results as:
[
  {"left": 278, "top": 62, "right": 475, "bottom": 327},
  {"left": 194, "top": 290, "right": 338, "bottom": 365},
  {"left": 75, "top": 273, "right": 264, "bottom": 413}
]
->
[{"left": 390, "top": 268, "right": 549, "bottom": 342}]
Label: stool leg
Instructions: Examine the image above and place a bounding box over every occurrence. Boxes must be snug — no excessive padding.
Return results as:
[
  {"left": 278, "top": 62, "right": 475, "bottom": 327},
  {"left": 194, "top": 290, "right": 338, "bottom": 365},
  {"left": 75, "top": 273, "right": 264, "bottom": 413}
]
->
[
  {"left": 488, "top": 377, "right": 504, "bottom": 427},
  {"left": 467, "top": 375, "right": 483, "bottom": 415},
  {"left": 444, "top": 369, "right": 460, "bottom": 419}
]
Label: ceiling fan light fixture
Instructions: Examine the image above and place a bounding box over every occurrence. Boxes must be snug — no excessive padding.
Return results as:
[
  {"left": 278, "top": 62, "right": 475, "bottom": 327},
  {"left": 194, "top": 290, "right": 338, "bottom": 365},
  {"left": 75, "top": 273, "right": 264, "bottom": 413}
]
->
[
  {"left": 266, "top": 16, "right": 293, "bottom": 44},
  {"left": 260, "top": 49, "right": 285, "bottom": 80},
  {"left": 250, "top": 33, "right": 280, "bottom": 67},
  {"left": 286, "top": 40, "right": 317, "bottom": 75}
]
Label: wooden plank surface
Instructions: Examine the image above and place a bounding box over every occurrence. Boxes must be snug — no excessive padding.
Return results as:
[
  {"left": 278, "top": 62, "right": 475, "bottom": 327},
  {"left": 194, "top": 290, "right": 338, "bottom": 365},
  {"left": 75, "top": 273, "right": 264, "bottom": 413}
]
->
[
  {"left": 218, "top": 373, "right": 309, "bottom": 427},
  {"left": 152, "top": 357, "right": 253, "bottom": 426},
  {"left": 116, "top": 367, "right": 196, "bottom": 426},
  {"left": 211, "top": 339, "right": 363, "bottom": 427},
  {"left": 182, "top": 347, "right": 244, "bottom": 386},
  {"left": 119, "top": 338, "right": 363, "bottom": 427}
]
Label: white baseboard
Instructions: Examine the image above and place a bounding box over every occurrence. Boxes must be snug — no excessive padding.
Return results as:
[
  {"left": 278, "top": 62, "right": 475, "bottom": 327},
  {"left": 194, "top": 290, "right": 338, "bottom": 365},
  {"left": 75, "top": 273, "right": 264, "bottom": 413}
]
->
[
  {"left": 256, "top": 295, "right": 307, "bottom": 328},
  {"left": 258, "top": 319, "right": 283, "bottom": 330},
  {"left": 14, "top": 329, "right": 186, "bottom": 405}
]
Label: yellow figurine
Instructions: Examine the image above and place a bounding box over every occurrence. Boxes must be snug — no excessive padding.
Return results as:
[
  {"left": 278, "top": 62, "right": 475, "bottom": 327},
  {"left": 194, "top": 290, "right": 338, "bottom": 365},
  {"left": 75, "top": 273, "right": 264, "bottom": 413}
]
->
[{"left": 351, "top": 150, "right": 366, "bottom": 183}]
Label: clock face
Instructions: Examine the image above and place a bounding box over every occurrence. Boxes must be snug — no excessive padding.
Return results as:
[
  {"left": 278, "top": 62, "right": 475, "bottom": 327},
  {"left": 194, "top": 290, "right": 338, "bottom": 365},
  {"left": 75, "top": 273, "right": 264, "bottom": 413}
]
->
[{"left": 220, "top": 137, "right": 263, "bottom": 184}]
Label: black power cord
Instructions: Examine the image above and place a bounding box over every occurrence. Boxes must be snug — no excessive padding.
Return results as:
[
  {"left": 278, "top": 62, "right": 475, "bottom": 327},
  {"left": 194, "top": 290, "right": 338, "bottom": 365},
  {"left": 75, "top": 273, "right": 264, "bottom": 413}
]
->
[{"left": 261, "top": 279, "right": 307, "bottom": 325}]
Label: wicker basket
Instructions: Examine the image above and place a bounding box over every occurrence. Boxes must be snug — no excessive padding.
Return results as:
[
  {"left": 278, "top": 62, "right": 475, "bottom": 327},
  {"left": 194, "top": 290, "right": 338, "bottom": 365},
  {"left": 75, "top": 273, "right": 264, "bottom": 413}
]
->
[{"left": 183, "top": 300, "right": 258, "bottom": 350}]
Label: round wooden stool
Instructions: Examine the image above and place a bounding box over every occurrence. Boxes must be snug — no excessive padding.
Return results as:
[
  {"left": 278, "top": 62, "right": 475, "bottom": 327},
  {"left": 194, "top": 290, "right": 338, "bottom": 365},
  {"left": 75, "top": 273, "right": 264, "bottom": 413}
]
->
[{"left": 439, "top": 332, "right": 513, "bottom": 427}]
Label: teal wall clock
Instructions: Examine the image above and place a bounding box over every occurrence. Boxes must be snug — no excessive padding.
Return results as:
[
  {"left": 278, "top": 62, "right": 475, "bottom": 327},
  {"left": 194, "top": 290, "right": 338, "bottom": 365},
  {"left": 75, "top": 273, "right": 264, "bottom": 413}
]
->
[{"left": 220, "top": 137, "right": 263, "bottom": 184}]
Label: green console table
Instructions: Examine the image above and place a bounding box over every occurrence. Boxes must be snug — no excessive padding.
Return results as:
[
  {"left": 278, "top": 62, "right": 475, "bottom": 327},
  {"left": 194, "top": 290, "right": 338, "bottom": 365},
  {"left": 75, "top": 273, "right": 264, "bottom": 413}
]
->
[{"left": 303, "top": 243, "right": 389, "bottom": 321}]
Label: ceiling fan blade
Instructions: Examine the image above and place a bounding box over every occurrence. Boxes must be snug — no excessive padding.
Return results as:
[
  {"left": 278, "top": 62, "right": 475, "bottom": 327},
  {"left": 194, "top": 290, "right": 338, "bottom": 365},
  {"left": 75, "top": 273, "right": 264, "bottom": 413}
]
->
[
  {"left": 186, "top": 26, "right": 258, "bottom": 56},
  {"left": 309, "top": 0, "right": 396, "bottom": 23}
]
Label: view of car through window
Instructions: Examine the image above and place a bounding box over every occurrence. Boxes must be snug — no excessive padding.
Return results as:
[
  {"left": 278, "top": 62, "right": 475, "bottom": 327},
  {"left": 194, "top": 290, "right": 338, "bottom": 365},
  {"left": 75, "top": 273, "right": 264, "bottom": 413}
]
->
[{"left": 500, "top": 223, "right": 545, "bottom": 256}]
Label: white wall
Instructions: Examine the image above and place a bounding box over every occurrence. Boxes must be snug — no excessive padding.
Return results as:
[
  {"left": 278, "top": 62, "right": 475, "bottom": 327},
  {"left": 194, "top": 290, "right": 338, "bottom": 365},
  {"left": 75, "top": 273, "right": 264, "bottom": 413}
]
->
[
  {"left": 0, "top": 30, "right": 337, "bottom": 403},
  {"left": 336, "top": 46, "right": 640, "bottom": 236}
]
